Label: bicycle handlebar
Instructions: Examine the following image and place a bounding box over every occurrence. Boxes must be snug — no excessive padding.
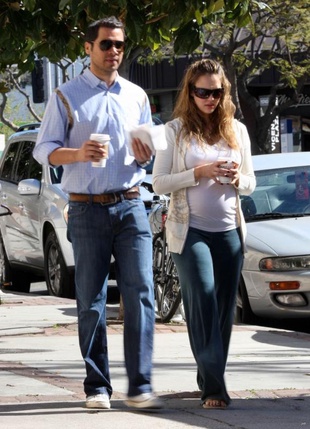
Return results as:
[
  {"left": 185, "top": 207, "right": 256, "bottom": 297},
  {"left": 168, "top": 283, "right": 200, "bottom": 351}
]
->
[{"left": 141, "top": 181, "right": 154, "bottom": 194}]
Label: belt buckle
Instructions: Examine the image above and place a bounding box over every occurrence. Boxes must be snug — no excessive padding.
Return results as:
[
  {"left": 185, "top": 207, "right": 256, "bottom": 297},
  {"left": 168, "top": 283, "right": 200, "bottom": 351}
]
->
[{"left": 102, "top": 192, "right": 119, "bottom": 204}]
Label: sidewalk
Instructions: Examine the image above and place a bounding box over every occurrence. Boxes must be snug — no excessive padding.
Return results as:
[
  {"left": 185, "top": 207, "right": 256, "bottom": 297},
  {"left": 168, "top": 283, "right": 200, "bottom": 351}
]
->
[{"left": 0, "top": 288, "right": 309, "bottom": 429}]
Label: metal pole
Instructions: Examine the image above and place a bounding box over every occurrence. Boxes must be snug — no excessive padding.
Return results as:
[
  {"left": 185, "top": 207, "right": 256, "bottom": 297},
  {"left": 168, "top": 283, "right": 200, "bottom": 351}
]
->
[{"left": 43, "top": 57, "right": 52, "bottom": 105}]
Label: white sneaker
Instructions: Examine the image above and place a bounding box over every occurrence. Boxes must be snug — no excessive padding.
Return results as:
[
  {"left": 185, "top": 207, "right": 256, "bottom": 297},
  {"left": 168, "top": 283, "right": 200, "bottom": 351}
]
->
[
  {"left": 85, "top": 392, "right": 111, "bottom": 409},
  {"left": 125, "top": 392, "right": 163, "bottom": 409}
]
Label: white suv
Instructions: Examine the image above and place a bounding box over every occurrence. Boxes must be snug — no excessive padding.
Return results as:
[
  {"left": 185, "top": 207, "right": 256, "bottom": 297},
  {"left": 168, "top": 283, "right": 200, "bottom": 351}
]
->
[{"left": 0, "top": 124, "right": 153, "bottom": 298}]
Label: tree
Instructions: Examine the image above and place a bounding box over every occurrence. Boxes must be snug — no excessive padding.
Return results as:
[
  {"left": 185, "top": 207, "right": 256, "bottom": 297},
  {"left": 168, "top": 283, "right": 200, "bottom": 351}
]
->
[
  {"left": 3, "top": 0, "right": 307, "bottom": 154},
  {"left": 0, "top": 1, "right": 263, "bottom": 73},
  {"left": 0, "top": 0, "right": 266, "bottom": 130},
  {"left": 199, "top": 0, "right": 310, "bottom": 153}
]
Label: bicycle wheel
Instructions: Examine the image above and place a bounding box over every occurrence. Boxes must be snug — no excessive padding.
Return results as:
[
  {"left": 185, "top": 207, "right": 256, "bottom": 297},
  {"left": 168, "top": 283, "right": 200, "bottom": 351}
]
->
[
  {"left": 159, "top": 253, "right": 182, "bottom": 323},
  {"left": 152, "top": 232, "right": 165, "bottom": 312}
]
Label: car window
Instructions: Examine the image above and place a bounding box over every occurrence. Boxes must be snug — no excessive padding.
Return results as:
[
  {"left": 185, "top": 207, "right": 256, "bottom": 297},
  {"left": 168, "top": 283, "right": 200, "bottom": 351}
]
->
[
  {"left": 50, "top": 165, "right": 63, "bottom": 184},
  {"left": 242, "top": 166, "right": 310, "bottom": 217},
  {"left": 15, "top": 141, "right": 42, "bottom": 182},
  {"left": 0, "top": 140, "right": 42, "bottom": 183},
  {"left": 0, "top": 141, "right": 19, "bottom": 181},
  {"left": 29, "top": 151, "right": 43, "bottom": 181},
  {"left": 256, "top": 167, "right": 310, "bottom": 188}
]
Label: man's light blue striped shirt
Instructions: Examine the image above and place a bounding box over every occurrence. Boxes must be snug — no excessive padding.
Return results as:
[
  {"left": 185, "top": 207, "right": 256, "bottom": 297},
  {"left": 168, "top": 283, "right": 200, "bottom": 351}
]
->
[{"left": 33, "top": 68, "right": 152, "bottom": 194}]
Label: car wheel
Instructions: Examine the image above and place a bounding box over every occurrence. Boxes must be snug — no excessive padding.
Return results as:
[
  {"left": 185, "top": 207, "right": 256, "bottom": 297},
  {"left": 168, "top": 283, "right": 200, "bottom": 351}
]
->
[
  {"left": 0, "top": 234, "right": 31, "bottom": 293},
  {"left": 235, "top": 277, "right": 258, "bottom": 325},
  {"left": 44, "top": 231, "right": 75, "bottom": 299}
]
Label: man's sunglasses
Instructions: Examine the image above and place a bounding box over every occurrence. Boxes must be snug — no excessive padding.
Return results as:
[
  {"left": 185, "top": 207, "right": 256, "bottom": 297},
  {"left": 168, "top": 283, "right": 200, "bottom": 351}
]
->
[
  {"left": 192, "top": 86, "right": 224, "bottom": 100},
  {"left": 90, "top": 40, "right": 125, "bottom": 52}
]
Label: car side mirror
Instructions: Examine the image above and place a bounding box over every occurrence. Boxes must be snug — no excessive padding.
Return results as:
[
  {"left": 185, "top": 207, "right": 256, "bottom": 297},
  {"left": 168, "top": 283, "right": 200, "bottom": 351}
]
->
[{"left": 17, "top": 178, "right": 41, "bottom": 195}]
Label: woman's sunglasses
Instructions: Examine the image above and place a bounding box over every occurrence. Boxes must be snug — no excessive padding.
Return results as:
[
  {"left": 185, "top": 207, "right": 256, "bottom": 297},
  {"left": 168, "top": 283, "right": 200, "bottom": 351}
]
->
[
  {"left": 192, "top": 86, "right": 224, "bottom": 100},
  {"left": 90, "top": 40, "right": 125, "bottom": 52}
]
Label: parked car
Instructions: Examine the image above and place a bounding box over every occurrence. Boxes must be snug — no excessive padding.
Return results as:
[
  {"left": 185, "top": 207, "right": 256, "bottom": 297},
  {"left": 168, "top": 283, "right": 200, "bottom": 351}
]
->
[
  {"left": 0, "top": 124, "right": 153, "bottom": 298},
  {"left": 147, "top": 151, "right": 310, "bottom": 324},
  {"left": 237, "top": 152, "right": 310, "bottom": 323}
]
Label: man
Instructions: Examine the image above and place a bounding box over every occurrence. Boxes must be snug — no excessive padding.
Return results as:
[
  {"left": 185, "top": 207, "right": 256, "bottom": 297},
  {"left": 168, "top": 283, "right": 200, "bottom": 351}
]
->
[{"left": 33, "top": 16, "right": 162, "bottom": 410}]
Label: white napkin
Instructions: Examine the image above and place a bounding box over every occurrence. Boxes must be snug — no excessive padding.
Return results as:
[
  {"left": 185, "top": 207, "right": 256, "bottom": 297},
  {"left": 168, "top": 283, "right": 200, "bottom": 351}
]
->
[{"left": 128, "top": 124, "right": 167, "bottom": 155}]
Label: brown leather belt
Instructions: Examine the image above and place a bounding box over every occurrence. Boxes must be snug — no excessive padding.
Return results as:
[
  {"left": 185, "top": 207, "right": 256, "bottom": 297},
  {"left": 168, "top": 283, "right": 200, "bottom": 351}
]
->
[{"left": 69, "top": 186, "right": 140, "bottom": 204}]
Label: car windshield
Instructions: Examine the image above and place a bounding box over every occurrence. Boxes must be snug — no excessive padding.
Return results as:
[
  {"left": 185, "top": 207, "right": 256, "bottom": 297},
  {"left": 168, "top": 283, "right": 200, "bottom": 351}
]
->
[{"left": 241, "top": 165, "right": 310, "bottom": 221}]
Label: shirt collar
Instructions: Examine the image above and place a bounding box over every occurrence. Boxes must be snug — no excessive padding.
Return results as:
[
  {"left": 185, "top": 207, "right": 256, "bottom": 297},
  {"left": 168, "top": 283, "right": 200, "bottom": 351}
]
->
[{"left": 84, "top": 68, "right": 121, "bottom": 91}]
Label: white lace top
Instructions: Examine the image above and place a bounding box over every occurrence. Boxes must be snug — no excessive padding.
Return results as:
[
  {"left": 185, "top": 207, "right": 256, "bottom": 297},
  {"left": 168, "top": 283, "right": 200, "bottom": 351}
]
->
[
  {"left": 186, "top": 139, "right": 242, "bottom": 232},
  {"left": 153, "top": 118, "right": 256, "bottom": 254}
]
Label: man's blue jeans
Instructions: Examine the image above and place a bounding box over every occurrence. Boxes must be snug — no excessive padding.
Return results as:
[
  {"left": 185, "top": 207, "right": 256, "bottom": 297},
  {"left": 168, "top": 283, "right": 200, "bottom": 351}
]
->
[
  {"left": 172, "top": 227, "right": 243, "bottom": 405},
  {"left": 67, "top": 197, "right": 155, "bottom": 398}
]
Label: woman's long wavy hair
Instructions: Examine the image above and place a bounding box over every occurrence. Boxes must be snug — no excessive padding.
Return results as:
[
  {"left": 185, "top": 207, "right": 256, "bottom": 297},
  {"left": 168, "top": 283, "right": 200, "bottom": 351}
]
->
[{"left": 173, "top": 59, "right": 238, "bottom": 148}]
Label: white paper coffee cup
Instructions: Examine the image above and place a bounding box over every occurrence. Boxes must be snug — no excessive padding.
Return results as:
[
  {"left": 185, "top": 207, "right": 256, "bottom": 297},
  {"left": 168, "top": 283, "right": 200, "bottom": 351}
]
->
[
  {"left": 90, "top": 133, "right": 110, "bottom": 167},
  {"left": 217, "top": 157, "right": 234, "bottom": 184}
]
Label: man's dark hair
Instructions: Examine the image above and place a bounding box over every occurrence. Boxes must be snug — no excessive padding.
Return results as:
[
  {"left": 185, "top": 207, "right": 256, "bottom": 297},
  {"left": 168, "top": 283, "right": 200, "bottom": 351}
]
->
[{"left": 85, "top": 16, "right": 125, "bottom": 42}]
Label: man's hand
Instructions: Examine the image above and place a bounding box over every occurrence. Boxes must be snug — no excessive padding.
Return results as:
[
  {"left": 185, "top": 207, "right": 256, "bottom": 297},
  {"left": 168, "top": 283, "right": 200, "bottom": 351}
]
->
[
  {"left": 77, "top": 140, "right": 107, "bottom": 162},
  {"left": 131, "top": 137, "right": 152, "bottom": 164},
  {"left": 48, "top": 140, "right": 107, "bottom": 165}
]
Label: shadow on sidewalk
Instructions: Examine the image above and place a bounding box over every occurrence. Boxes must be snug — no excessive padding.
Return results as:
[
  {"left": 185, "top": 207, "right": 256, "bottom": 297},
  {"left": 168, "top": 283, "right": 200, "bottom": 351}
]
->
[
  {"left": 58, "top": 306, "right": 78, "bottom": 317},
  {"left": 0, "top": 394, "right": 309, "bottom": 429},
  {"left": 251, "top": 330, "right": 310, "bottom": 349}
]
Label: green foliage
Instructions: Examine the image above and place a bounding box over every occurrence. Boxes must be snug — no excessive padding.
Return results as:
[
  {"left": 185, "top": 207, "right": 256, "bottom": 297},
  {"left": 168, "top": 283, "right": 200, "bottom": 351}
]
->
[
  {"left": 1, "top": 0, "right": 308, "bottom": 154},
  {"left": 125, "top": 1, "right": 145, "bottom": 44},
  {"left": 0, "top": 0, "right": 265, "bottom": 72},
  {"left": 199, "top": 0, "right": 310, "bottom": 153},
  {"left": 174, "top": 21, "right": 203, "bottom": 54},
  {"left": 203, "top": 0, "right": 310, "bottom": 91}
]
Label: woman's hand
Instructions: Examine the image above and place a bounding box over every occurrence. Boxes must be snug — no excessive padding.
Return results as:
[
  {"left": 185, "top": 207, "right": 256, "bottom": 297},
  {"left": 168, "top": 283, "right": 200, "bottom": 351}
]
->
[
  {"left": 194, "top": 160, "right": 225, "bottom": 181},
  {"left": 230, "top": 164, "right": 240, "bottom": 187},
  {"left": 194, "top": 160, "right": 239, "bottom": 185}
]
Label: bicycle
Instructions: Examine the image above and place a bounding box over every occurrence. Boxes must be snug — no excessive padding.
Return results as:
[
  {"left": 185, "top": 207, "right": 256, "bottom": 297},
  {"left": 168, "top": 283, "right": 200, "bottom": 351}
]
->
[{"left": 144, "top": 183, "right": 183, "bottom": 323}]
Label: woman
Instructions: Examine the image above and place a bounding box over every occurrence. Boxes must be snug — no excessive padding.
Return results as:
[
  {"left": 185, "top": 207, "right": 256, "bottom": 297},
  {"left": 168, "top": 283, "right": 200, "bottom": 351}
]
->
[{"left": 152, "top": 59, "right": 256, "bottom": 409}]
